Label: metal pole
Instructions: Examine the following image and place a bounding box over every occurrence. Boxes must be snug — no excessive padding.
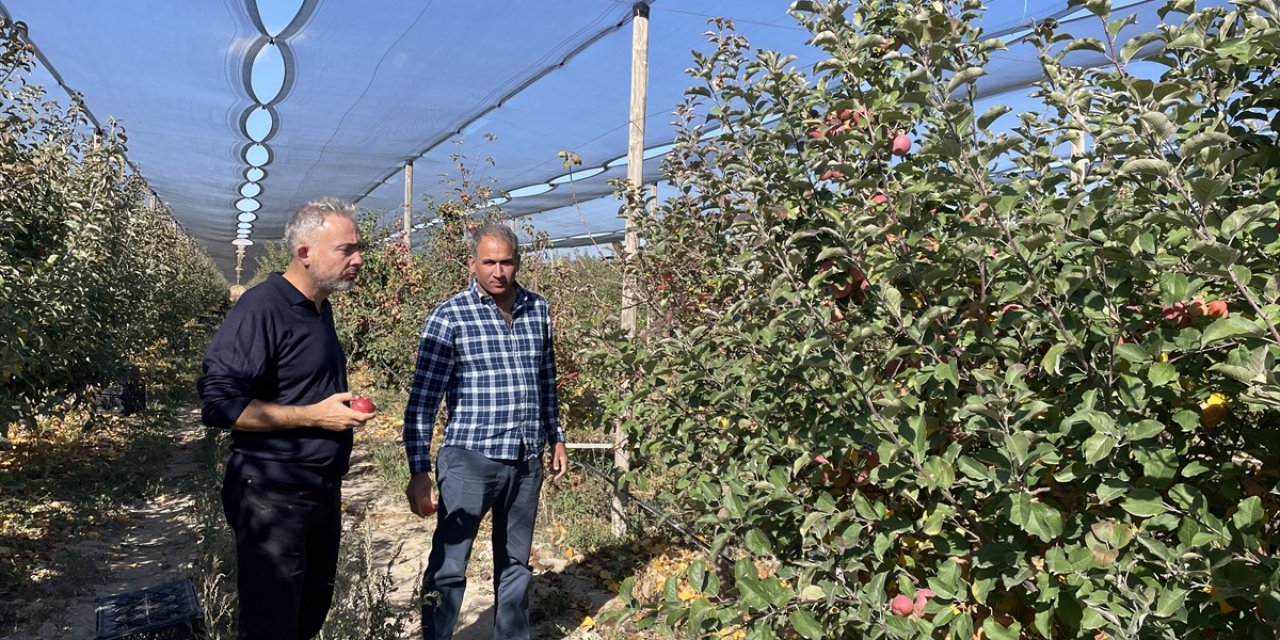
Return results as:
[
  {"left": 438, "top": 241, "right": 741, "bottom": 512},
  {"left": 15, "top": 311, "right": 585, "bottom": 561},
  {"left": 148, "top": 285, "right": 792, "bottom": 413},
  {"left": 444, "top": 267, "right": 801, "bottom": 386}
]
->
[
  {"left": 615, "top": 1, "right": 649, "bottom": 537},
  {"left": 403, "top": 161, "right": 413, "bottom": 248}
]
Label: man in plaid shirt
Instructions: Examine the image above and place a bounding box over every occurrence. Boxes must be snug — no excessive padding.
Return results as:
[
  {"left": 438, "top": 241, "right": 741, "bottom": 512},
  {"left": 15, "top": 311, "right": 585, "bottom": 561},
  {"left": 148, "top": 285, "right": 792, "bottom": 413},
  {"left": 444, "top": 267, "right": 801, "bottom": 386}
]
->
[{"left": 403, "top": 223, "right": 568, "bottom": 640}]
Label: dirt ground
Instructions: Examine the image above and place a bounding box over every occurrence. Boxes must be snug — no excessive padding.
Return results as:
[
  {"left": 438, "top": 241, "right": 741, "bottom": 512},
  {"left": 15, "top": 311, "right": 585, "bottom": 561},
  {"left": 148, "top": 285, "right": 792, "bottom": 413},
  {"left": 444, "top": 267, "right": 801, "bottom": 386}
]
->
[{"left": 6, "top": 409, "right": 618, "bottom": 639}]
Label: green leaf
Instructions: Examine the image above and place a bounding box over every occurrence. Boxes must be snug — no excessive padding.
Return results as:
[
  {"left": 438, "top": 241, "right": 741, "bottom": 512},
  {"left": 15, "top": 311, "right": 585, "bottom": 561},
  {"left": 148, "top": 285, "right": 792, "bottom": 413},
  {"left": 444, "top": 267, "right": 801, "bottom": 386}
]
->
[
  {"left": 789, "top": 610, "right": 824, "bottom": 640},
  {"left": 734, "top": 559, "right": 770, "bottom": 611},
  {"left": 951, "top": 612, "right": 974, "bottom": 640},
  {"left": 1181, "top": 460, "right": 1211, "bottom": 477},
  {"left": 982, "top": 617, "right": 1022, "bottom": 640},
  {"left": 1062, "top": 38, "right": 1106, "bottom": 54},
  {"left": 1042, "top": 343, "right": 1068, "bottom": 375},
  {"left": 1008, "top": 492, "right": 1063, "bottom": 541},
  {"left": 1114, "top": 343, "right": 1149, "bottom": 363},
  {"left": 1080, "top": 606, "right": 1111, "bottom": 630},
  {"left": 1190, "top": 176, "right": 1229, "bottom": 209},
  {"left": 946, "top": 66, "right": 987, "bottom": 96},
  {"left": 1083, "top": 433, "right": 1117, "bottom": 464},
  {"left": 686, "top": 596, "right": 709, "bottom": 632},
  {"left": 921, "top": 456, "right": 956, "bottom": 491},
  {"left": 760, "top": 576, "right": 795, "bottom": 608},
  {"left": 1232, "top": 496, "right": 1263, "bottom": 534},
  {"left": 957, "top": 456, "right": 989, "bottom": 481},
  {"left": 1189, "top": 239, "right": 1240, "bottom": 266},
  {"left": 1230, "top": 265, "right": 1253, "bottom": 289},
  {"left": 1210, "top": 362, "right": 1264, "bottom": 384},
  {"left": 936, "top": 360, "right": 959, "bottom": 388},
  {"left": 723, "top": 488, "right": 745, "bottom": 518},
  {"left": 744, "top": 528, "right": 772, "bottom": 556},
  {"left": 1166, "top": 32, "right": 1204, "bottom": 48},
  {"left": 979, "top": 105, "right": 1012, "bottom": 130},
  {"left": 1147, "top": 362, "right": 1178, "bottom": 386},
  {"left": 1179, "top": 131, "right": 1232, "bottom": 157},
  {"left": 1139, "top": 111, "right": 1174, "bottom": 139},
  {"left": 1160, "top": 273, "right": 1190, "bottom": 303},
  {"left": 1119, "top": 158, "right": 1171, "bottom": 177},
  {"left": 815, "top": 246, "right": 848, "bottom": 262},
  {"left": 1155, "top": 588, "right": 1189, "bottom": 617},
  {"left": 800, "top": 511, "right": 827, "bottom": 537},
  {"left": 1122, "top": 489, "right": 1166, "bottom": 517},
  {"left": 1120, "top": 31, "right": 1163, "bottom": 62},
  {"left": 1201, "top": 316, "right": 1262, "bottom": 346},
  {"left": 1172, "top": 408, "right": 1200, "bottom": 432},
  {"left": 1028, "top": 502, "right": 1064, "bottom": 541},
  {"left": 1126, "top": 419, "right": 1165, "bottom": 441},
  {"left": 688, "top": 561, "right": 708, "bottom": 593},
  {"left": 883, "top": 286, "right": 902, "bottom": 319},
  {"left": 1081, "top": 0, "right": 1111, "bottom": 18},
  {"left": 799, "top": 585, "right": 826, "bottom": 601}
]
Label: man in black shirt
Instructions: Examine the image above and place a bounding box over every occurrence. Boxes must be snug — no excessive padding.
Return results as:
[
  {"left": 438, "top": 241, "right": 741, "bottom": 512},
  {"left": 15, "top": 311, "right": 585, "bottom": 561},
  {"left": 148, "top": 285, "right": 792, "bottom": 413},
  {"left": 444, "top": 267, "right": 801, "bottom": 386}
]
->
[{"left": 198, "top": 197, "right": 374, "bottom": 639}]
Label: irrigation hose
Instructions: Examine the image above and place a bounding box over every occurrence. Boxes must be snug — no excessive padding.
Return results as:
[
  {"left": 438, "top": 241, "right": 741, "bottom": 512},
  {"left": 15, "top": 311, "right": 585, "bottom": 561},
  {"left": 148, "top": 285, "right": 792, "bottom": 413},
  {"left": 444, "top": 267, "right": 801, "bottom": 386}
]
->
[{"left": 568, "top": 458, "right": 716, "bottom": 555}]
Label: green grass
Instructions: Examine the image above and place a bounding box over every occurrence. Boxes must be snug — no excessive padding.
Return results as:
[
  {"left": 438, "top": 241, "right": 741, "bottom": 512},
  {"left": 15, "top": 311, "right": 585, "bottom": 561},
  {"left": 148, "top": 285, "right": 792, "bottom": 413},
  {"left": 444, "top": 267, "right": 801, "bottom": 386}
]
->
[{"left": 368, "top": 437, "right": 411, "bottom": 493}]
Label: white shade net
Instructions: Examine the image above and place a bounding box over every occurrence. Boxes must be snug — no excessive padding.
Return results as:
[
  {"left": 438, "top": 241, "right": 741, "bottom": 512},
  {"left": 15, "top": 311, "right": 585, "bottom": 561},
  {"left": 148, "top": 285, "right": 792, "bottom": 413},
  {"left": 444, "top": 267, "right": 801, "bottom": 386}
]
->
[{"left": 0, "top": 0, "right": 1220, "bottom": 278}]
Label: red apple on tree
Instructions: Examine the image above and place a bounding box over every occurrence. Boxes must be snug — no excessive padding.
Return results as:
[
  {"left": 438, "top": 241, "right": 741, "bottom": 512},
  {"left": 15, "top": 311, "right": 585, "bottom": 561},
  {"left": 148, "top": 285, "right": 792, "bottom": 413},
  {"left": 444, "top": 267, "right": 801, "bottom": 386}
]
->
[
  {"left": 890, "top": 595, "right": 914, "bottom": 617},
  {"left": 891, "top": 133, "right": 912, "bottom": 156},
  {"left": 1203, "top": 299, "right": 1229, "bottom": 319},
  {"left": 912, "top": 589, "right": 936, "bottom": 617}
]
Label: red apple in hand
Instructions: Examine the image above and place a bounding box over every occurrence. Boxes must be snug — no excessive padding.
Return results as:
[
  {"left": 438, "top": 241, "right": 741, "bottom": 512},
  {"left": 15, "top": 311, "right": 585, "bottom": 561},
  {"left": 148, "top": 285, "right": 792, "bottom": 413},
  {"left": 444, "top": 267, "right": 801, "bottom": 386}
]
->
[
  {"left": 420, "top": 497, "right": 438, "bottom": 516},
  {"left": 350, "top": 396, "right": 376, "bottom": 413}
]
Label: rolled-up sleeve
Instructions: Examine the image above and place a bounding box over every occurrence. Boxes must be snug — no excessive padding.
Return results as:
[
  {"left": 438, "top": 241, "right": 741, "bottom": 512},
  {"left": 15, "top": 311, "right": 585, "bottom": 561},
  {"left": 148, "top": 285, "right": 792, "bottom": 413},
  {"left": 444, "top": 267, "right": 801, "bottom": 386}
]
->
[
  {"left": 197, "top": 309, "right": 268, "bottom": 429},
  {"left": 403, "top": 312, "right": 455, "bottom": 474}
]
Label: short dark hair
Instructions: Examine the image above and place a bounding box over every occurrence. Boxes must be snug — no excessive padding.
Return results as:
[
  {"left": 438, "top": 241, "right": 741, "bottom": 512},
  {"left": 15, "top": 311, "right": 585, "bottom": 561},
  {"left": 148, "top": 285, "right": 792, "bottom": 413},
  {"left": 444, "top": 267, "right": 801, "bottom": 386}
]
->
[{"left": 469, "top": 224, "right": 520, "bottom": 259}]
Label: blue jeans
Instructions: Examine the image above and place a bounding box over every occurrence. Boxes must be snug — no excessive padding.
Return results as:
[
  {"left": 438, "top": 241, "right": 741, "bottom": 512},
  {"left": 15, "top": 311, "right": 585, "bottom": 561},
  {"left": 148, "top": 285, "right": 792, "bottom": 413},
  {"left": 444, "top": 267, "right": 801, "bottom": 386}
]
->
[
  {"left": 421, "top": 446, "right": 544, "bottom": 640},
  {"left": 221, "top": 471, "right": 341, "bottom": 640}
]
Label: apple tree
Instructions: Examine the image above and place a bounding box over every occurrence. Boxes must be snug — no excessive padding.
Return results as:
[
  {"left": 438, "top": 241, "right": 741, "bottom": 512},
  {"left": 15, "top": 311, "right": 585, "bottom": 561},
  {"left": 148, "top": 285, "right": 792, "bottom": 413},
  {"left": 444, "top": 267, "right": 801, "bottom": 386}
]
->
[
  {"left": 591, "top": 0, "right": 1280, "bottom": 637},
  {"left": 1, "top": 18, "right": 227, "bottom": 431}
]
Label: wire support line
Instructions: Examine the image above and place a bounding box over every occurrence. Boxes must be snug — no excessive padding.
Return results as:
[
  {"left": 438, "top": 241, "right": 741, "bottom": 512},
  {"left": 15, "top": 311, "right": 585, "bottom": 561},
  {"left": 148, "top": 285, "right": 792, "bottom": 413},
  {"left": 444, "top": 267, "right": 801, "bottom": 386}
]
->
[{"left": 570, "top": 457, "right": 728, "bottom": 563}]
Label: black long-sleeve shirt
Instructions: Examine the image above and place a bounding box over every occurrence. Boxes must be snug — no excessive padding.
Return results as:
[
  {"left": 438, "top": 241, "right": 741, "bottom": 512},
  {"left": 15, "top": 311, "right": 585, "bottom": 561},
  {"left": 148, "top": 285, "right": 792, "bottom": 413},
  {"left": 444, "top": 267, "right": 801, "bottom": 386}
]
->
[{"left": 197, "top": 272, "right": 353, "bottom": 487}]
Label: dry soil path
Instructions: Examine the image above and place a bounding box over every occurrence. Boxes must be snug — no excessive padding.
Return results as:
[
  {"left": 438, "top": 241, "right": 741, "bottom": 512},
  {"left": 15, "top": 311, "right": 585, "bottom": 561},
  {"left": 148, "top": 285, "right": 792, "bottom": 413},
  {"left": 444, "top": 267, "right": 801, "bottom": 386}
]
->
[
  {"left": 9, "top": 407, "right": 615, "bottom": 639},
  {"left": 10, "top": 408, "right": 205, "bottom": 639}
]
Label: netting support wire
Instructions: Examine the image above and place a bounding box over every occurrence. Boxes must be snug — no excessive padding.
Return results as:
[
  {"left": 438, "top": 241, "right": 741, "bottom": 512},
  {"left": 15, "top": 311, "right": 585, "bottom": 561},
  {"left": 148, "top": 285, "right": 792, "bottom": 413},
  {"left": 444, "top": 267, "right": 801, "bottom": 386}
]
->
[
  {"left": 0, "top": 3, "right": 145, "bottom": 177},
  {"left": 570, "top": 458, "right": 720, "bottom": 559},
  {"left": 402, "top": 161, "right": 413, "bottom": 249},
  {"left": 616, "top": 0, "right": 649, "bottom": 538},
  {"left": 354, "top": 2, "right": 656, "bottom": 207}
]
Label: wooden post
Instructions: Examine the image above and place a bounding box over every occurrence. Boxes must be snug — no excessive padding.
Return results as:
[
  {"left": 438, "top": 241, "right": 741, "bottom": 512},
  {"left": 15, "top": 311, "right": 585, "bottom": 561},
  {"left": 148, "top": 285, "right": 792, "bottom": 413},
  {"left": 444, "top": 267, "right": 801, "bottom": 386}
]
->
[
  {"left": 615, "top": 1, "right": 649, "bottom": 537},
  {"left": 402, "top": 161, "right": 414, "bottom": 249}
]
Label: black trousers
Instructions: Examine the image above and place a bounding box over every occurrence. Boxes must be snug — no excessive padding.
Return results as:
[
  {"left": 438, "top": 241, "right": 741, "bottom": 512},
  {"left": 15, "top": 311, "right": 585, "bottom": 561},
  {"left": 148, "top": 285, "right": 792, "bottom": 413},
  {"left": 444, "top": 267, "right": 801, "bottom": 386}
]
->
[{"left": 221, "top": 470, "right": 342, "bottom": 640}]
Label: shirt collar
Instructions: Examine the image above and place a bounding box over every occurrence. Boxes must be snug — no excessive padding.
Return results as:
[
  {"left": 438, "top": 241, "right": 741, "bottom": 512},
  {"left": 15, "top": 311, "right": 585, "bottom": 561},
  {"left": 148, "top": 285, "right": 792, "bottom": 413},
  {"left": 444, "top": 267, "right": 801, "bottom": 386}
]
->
[
  {"left": 469, "top": 279, "right": 527, "bottom": 308},
  {"left": 269, "top": 272, "right": 324, "bottom": 310}
]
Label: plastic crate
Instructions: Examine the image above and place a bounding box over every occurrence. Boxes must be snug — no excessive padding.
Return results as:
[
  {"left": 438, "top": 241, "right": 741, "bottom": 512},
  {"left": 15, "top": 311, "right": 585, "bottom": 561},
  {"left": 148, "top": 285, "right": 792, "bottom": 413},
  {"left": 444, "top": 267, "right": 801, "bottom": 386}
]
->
[{"left": 94, "top": 577, "right": 206, "bottom": 640}]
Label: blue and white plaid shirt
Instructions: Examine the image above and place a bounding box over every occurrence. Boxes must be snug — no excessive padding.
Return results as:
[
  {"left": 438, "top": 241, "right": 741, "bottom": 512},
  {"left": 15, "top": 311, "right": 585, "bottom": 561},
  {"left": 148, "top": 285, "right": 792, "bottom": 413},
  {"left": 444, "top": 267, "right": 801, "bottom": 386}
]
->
[{"left": 403, "top": 281, "right": 564, "bottom": 474}]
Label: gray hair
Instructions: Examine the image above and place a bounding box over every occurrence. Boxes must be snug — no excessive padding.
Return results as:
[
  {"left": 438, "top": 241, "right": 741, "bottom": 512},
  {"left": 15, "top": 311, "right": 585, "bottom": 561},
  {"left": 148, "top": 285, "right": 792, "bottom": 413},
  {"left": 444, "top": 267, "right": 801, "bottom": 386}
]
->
[
  {"left": 469, "top": 223, "right": 521, "bottom": 259},
  {"left": 284, "top": 197, "right": 360, "bottom": 250}
]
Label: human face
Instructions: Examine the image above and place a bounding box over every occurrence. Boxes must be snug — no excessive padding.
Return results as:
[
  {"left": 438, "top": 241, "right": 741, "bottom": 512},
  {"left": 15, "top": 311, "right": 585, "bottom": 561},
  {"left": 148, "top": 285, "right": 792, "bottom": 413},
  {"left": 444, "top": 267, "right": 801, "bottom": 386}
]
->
[
  {"left": 469, "top": 235, "right": 519, "bottom": 302},
  {"left": 301, "top": 215, "right": 363, "bottom": 295}
]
